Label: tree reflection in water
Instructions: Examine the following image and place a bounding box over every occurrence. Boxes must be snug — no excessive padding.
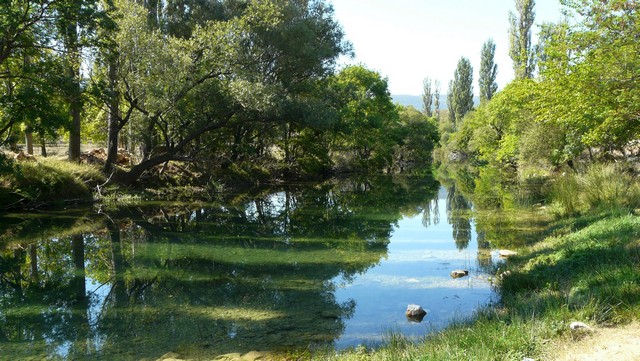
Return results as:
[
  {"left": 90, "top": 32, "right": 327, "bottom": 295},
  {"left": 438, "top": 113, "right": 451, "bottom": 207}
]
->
[
  {"left": 0, "top": 176, "right": 438, "bottom": 360},
  {"left": 446, "top": 184, "right": 473, "bottom": 250}
]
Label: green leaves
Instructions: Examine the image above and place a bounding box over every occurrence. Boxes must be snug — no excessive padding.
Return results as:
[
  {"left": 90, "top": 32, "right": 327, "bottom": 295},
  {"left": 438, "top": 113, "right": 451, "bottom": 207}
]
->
[
  {"left": 448, "top": 57, "right": 474, "bottom": 128},
  {"left": 538, "top": 0, "right": 640, "bottom": 152},
  {"left": 509, "top": 0, "right": 536, "bottom": 79},
  {"left": 479, "top": 39, "right": 498, "bottom": 103}
]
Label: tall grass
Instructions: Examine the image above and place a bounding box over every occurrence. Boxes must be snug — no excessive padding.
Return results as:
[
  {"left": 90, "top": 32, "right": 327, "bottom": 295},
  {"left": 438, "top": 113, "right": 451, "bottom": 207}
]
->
[
  {"left": 549, "top": 163, "right": 640, "bottom": 217},
  {"left": 580, "top": 163, "right": 640, "bottom": 212},
  {"left": 0, "top": 156, "right": 105, "bottom": 208}
]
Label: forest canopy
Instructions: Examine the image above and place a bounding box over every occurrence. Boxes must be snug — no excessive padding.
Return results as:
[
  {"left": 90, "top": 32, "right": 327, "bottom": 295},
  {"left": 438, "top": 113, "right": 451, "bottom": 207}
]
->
[{"left": 0, "top": 0, "right": 439, "bottom": 185}]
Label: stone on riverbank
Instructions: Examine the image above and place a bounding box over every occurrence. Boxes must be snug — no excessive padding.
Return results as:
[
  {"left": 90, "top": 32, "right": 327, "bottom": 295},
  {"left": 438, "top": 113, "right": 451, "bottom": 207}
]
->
[
  {"left": 499, "top": 249, "right": 518, "bottom": 258},
  {"left": 450, "top": 269, "right": 469, "bottom": 278}
]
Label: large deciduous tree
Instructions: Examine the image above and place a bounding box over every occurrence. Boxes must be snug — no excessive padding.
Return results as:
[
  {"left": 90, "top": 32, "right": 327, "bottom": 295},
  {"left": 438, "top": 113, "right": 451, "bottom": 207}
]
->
[
  {"left": 1, "top": 0, "right": 57, "bottom": 148},
  {"left": 104, "top": 0, "right": 350, "bottom": 184},
  {"left": 329, "top": 65, "right": 399, "bottom": 171},
  {"left": 537, "top": 0, "right": 640, "bottom": 155},
  {"left": 509, "top": 0, "right": 535, "bottom": 79},
  {"left": 54, "top": 0, "right": 103, "bottom": 161}
]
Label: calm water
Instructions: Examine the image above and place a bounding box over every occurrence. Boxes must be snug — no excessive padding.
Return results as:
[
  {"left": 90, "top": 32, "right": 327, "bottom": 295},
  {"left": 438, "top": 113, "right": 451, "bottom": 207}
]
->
[{"left": 0, "top": 176, "right": 503, "bottom": 360}]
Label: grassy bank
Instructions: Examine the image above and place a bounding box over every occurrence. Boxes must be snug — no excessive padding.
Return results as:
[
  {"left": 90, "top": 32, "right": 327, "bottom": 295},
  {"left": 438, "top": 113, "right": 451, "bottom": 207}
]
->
[
  {"left": 316, "top": 212, "right": 639, "bottom": 361},
  {"left": 0, "top": 156, "right": 105, "bottom": 210},
  {"left": 319, "top": 163, "right": 640, "bottom": 361}
]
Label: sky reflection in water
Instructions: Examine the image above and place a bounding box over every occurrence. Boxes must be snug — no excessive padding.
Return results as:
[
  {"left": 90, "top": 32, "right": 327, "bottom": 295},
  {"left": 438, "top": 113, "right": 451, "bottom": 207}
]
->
[{"left": 333, "top": 187, "right": 497, "bottom": 348}]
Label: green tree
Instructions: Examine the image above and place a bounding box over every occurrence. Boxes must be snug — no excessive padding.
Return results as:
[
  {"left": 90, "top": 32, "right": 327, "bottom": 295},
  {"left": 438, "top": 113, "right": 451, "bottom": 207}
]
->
[
  {"left": 0, "top": 0, "right": 58, "bottom": 148},
  {"left": 105, "top": 0, "right": 349, "bottom": 183},
  {"left": 433, "top": 79, "right": 441, "bottom": 120},
  {"left": 509, "top": 0, "right": 535, "bottom": 79},
  {"left": 446, "top": 80, "right": 454, "bottom": 123},
  {"left": 537, "top": 0, "right": 640, "bottom": 156},
  {"left": 479, "top": 39, "right": 498, "bottom": 103},
  {"left": 54, "top": 0, "right": 104, "bottom": 161},
  {"left": 422, "top": 77, "right": 433, "bottom": 117},
  {"left": 392, "top": 105, "right": 438, "bottom": 173},
  {"left": 449, "top": 57, "right": 474, "bottom": 128},
  {"left": 329, "top": 65, "right": 399, "bottom": 171}
]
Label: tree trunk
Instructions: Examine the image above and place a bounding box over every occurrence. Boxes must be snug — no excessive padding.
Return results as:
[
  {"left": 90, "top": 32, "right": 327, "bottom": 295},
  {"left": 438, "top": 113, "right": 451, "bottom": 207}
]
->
[
  {"left": 40, "top": 135, "right": 47, "bottom": 157},
  {"left": 25, "top": 131, "right": 34, "bottom": 155},
  {"left": 29, "top": 243, "right": 39, "bottom": 283},
  {"left": 12, "top": 248, "right": 24, "bottom": 293},
  {"left": 108, "top": 221, "right": 128, "bottom": 306},
  {"left": 71, "top": 234, "right": 86, "bottom": 302},
  {"left": 141, "top": 117, "right": 155, "bottom": 160},
  {"left": 66, "top": 22, "right": 82, "bottom": 162},
  {"left": 68, "top": 94, "right": 82, "bottom": 161},
  {"left": 104, "top": 57, "right": 120, "bottom": 173},
  {"left": 115, "top": 153, "right": 177, "bottom": 185},
  {"left": 113, "top": 116, "right": 232, "bottom": 185},
  {"left": 69, "top": 233, "right": 89, "bottom": 359}
]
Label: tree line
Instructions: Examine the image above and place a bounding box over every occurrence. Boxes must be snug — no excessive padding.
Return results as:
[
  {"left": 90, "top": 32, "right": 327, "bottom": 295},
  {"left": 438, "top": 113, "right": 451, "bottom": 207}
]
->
[
  {"left": 0, "top": 0, "right": 438, "bottom": 185},
  {"left": 431, "top": 0, "right": 639, "bottom": 207}
]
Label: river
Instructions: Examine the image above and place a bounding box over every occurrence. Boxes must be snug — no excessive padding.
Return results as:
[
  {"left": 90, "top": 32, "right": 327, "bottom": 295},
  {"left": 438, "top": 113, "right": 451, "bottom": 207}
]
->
[{"left": 0, "top": 176, "right": 503, "bottom": 360}]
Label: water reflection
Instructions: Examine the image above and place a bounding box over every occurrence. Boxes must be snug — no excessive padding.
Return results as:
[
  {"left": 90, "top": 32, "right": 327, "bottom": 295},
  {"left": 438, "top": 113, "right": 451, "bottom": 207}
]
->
[
  {"left": 2, "top": 176, "right": 452, "bottom": 359},
  {"left": 446, "top": 185, "right": 473, "bottom": 251},
  {"left": 333, "top": 184, "right": 498, "bottom": 347}
]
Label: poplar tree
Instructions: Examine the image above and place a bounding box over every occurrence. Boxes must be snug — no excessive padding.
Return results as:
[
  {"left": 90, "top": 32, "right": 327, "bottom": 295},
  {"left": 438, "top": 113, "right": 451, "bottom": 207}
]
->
[
  {"left": 433, "top": 79, "right": 441, "bottom": 120},
  {"left": 449, "top": 57, "right": 474, "bottom": 128},
  {"left": 479, "top": 39, "right": 498, "bottom": 103},
  {"left": 422, "top": 77, "right": 433, "bottom": 117},
  {"left": 509, "top": 0, "right": 536, "bottom": 79},
  {"left": 447, "top": 80, "right": 455, "bottom": 123}
]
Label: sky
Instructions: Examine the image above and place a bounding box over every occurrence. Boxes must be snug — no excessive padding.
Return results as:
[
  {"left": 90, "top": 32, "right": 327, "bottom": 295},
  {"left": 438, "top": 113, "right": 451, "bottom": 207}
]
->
[{"left": 330, "top": 0, "right": 566, "bottom": 96}]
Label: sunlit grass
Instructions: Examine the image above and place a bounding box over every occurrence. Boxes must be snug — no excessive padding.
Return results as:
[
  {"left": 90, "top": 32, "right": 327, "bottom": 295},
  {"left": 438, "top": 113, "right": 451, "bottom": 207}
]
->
[
  {"left": 549, "top": 163, "right": 640, "bottom": 218},
  {"left": 0, "top": 157, "right": 105, "bottom": 209}
]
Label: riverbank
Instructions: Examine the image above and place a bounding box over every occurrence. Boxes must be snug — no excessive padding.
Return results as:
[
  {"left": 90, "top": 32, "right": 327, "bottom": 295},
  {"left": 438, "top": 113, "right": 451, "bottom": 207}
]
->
[
  {"left": 0, "top": 154, "right": 274, "bottom": 211},
  {"left": 321, "top": 211, "right": 640, "bottom": 361},
  {"left": 0, "top": 156, "right": 106, "bottom": 210}
]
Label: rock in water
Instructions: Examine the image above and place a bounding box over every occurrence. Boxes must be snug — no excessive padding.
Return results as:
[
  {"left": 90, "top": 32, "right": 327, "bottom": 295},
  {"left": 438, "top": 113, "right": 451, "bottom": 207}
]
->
[
  {"left": 450, "top": 269, "right": 469, "bottom": 278},
  {"left": 405, "top": 304, "right": 427, "bottom": 322}
]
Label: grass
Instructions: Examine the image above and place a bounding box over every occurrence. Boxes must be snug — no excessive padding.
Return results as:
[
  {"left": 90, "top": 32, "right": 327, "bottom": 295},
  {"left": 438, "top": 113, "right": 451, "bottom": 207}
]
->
[
  {"left": 0, "top": 155, "right": 105, "bottom": 209},
  {"left": 321, "top": 211, "right": 640, "bottom": 360},
  {"left": 549, "top": 163, "right": 640, "bottom": 217}
]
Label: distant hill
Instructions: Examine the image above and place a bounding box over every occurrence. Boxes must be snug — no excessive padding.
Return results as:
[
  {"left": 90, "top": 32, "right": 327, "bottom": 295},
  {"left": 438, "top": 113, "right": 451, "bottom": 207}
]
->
[
  {"left": 392, "top": 94, "right": 478, "bottom": 111},
  {"left": 392, "top": 95, "right": 422, "bottom": 110}
]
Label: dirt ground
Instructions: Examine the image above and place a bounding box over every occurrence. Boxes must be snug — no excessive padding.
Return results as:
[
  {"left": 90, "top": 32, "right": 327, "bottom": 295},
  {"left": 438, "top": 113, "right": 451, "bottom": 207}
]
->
[{"left": 550, "top": 322, "right": 640, "bottom": 361}]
